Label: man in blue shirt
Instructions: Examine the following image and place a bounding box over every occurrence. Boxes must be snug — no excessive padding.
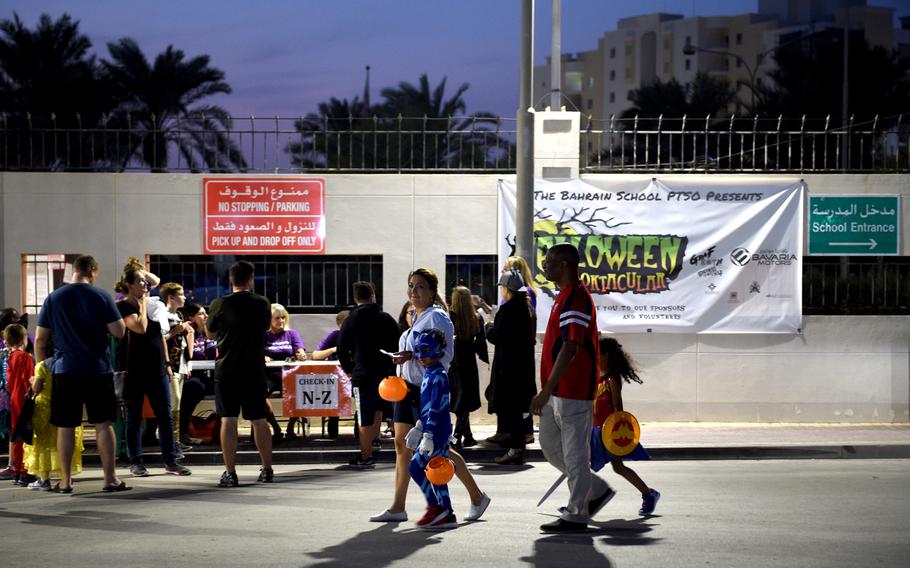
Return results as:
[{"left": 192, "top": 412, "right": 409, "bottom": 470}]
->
[{"left": 35, "top": 255, "right": 128, "bottom": 493}]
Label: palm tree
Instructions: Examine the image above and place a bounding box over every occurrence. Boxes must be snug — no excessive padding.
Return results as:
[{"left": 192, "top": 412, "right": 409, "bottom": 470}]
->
[
  {"left": 286, "top": 74, "right": 511, "bottom": 171},
  {"left": 286, "top": 96, "right": 372, "bottom": 169},
  {"left": 101, "top": 38, "right": 245, "bottom": 172},
  {"left": 378, "top": 74, "right": 509, "bottom": 169},
  {"left": 0, "top": 13, "right": 115, "bottom": 170}
]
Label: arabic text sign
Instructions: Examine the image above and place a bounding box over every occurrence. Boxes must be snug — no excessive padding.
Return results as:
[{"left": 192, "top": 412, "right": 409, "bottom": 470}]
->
[
  {"left": 203, "top": 177, "right": 326, "bottom": 254},
  {"left": 808, "top": 195, "right": 900, "bottom": 255}
]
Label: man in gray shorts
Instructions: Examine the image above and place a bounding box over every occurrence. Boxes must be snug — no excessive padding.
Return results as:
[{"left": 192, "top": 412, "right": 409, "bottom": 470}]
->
[{"left": 35, "top": 255, "right": 129, "bottom": 493}]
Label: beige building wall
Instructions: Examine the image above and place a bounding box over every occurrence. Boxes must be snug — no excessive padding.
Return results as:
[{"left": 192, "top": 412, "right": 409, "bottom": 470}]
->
[{"left": 1, "top": 171, "right": 908, "bottom": 423}]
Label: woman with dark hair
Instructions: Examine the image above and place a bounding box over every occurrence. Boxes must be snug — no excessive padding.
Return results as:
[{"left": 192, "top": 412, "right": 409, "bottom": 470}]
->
[
  {"left": 177, "top": 303, "right": 217, "bottom": 445},
  {"left": 397, "top": 301, "right": 414, "bottom": 334},
  {"left": 116, "top": 268, "right": 190, "bottom": 476},
  {"left": 370, "top": 268, "right": 490, "bottom": 525},
  {"left": 485, "top": 269, "right": 537, "bottom": 464},
  {"left": 448, "top": 286, "right": 488, "bottom": 448}
]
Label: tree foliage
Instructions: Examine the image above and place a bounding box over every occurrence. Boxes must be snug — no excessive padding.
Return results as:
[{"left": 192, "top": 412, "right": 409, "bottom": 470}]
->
[
  {"left": 102, "top": 38, "right": 244, "bottom": 172},
  {"left": 755, "top": 34, "right": 910, "bottom": 129},
  {"left": 0, "top": 12, "right": 242, "bottom": 171},
  {"left": 621, "top": 72, "right": 736, "bottom": 128},
  {"left": 287, "top": 73, "right": 511, "bottom": 170}
]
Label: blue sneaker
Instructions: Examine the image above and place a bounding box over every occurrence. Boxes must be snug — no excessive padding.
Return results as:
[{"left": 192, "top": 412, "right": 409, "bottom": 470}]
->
[{"left": 639, "top": 489, "right": 661, "bottom": 515}]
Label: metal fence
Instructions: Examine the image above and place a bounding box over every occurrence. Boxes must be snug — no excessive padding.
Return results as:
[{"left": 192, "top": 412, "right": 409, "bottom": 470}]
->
[
  {"left": 803, "top": 257, "right": 910, "bottom": 315},
  {"left": 148, "top": 254, "right": 383, "bottom": 314},
  {"left": 1, "top": 113, "right": 908, "bottom": 173}
]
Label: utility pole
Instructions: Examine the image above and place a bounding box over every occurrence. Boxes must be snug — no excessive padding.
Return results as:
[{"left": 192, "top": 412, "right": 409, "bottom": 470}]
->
[
  {"left": 549, "top": 0, "right": 561, "bottom": 110},
  {"left": 841, "top": 0, "right": 849, "bottom": 171},
  {"left": 516, "top": 0, "right": 535, "bottom": 264}
]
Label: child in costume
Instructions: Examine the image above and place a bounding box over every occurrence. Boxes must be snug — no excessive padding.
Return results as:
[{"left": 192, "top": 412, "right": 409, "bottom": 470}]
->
[
  {"left": 405, "top": 329, "right": 457, "bottom": 530},
  {"left": 593, "top": 337, "right": 660, "bottom": 515},
  {"left": 23, "top": 355, "right": 84, "bottom": 490},
  {"left": 1, "top": 324, "right": 34, "bottom": 485}
]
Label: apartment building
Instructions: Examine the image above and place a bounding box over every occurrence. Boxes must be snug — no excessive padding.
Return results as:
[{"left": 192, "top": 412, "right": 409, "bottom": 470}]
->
[{"left": 534, "top": 1, "right": 909, "bottom": 122}]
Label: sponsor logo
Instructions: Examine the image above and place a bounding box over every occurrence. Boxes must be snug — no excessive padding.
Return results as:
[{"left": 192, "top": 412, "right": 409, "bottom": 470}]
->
[
  {"left": 690, "top": 245, "right": 717, "bottom": 266},
  {"left": 749, "top": 281, "right": 761, "bottom": 294},
  {"left": 731, "top": 246, "right": 799, "bottom": 267},
  {"left": 731, "top": 247, "right": 751, "bottom": 266},
  {"left": 728, "top": 291, "right": 740, "bottom": 304},
  {"left": 752, "top": 247, "right": 798, "bottom": 266},
  {"left": 697, "top": 266, "right": 723, "bottom": 278},
  {"left": 705, "top": 282, "right": 719, "bottom": 294}
]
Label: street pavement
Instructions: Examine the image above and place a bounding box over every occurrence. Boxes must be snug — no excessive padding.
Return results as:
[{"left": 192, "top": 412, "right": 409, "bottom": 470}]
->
[{"left": 1, "top": 459, "right": 908, "bottom": 567}]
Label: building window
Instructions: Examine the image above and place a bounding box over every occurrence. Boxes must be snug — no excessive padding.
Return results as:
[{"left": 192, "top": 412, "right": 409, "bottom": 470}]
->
[
  {"left": 757, "top": 53, "right": 764, "bottom": 65},
  {"left": 445, "top": 255, "right": 498, "bottom": 307},
  {"left": 21, "top": 254, "right": 80, "bottom": 314},
  {"left": 587, "top": 99, "right": 593, "bottom": 110},
  {"left": 610, "top": 47, "right": 616, "bottom": 58},
  {"left": 736, "top": 58, "right": 742, "bottom": 68},
  {"left": 148, "top": 254, "right": 383, "bottom": 314},
  {"left": 685, "top": 35, "right": 691, "bottom": 46},
  {"left": 609, "top": 92, "right": 616, "bottom": 103},
  {"left": 609, "top": 70, "right": 616, "bottom": 81},
  {"left": 685, "top": 58, "right": 691, "bottom": 71},
  {"left": 736, "top": 32, "right": 743, "bottom": 45},
  {"left": 587, "top": 76, "right": 594, "bottom": 88}
]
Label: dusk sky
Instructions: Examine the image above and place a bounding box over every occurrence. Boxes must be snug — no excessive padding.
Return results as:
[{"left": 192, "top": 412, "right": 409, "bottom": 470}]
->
[{"left": 4, "top": 1, "right": 909, "bottom": 120}]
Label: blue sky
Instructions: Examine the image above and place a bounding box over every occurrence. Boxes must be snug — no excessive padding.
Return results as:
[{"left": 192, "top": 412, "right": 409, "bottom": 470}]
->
[{"left": 3, "top": 1, "right": 908, "bottom": 119}]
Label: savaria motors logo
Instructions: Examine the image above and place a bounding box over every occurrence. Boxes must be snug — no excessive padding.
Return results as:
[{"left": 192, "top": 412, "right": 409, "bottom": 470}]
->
[{"left": 731, "top": 248, "right": 751, "bottom": 266}]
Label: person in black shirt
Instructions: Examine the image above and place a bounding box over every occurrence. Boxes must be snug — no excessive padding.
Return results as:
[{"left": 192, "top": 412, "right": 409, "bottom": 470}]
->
[
  {"left": 337, "top": 281, "right": 399, "bottom": 468},
  {"left": 117, "top": 268, "right": 190, "bottom": 477},
  {"left": 206, "top": 261, "right": 273, "bottom": 487}
]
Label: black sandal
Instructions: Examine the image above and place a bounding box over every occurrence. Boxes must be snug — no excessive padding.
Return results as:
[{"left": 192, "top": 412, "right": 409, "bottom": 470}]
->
[
  {"left": 102, "top": 481, "right": 132, "bottom": 492},
  {"left": 50, "top": 482, "right": 74, "bottom": 494}
]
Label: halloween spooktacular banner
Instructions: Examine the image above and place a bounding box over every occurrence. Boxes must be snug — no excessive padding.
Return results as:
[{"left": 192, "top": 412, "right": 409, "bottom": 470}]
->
[{"left": 498, "top": 178, "right": 805, "bottom": 334}]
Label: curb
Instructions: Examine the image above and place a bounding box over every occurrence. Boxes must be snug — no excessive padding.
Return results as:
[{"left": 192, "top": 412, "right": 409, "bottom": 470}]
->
[{"left": 71, "top": 443, "right": 910, "bottom": 466}]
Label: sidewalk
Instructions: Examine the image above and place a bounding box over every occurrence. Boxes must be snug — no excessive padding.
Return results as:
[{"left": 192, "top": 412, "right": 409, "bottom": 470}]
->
[{"left": 30, "top": 421, "right": 910, "bottom": 466}]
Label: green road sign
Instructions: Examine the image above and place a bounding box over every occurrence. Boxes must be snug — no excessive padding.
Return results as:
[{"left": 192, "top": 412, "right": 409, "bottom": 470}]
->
[{"left": 808, "top": 195, "right": 900, "bottom": 255}]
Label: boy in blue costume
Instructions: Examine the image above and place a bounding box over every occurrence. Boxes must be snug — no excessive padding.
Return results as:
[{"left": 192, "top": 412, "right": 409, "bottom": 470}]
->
[{"left": 405, "top": 329, "right": 457, "bottom": 530}]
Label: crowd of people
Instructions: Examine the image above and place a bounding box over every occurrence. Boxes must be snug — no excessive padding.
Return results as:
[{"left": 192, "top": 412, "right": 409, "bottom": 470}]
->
[{"left": 0, "top": 245, "right": 660, "bottom": 532}]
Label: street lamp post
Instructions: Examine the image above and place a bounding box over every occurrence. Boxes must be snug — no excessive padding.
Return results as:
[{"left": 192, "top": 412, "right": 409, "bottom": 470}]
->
[
  {"left": 683, "top": 31, "right": 825, "bottom": 114},
  {"left": 682, "top": 38, "right": 758, "bottom": 111}
]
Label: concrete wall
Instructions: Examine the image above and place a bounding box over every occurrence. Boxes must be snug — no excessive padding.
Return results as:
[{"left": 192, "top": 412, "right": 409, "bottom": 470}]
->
[{"left": 1, "top": 171, "right": 907, "bottom": 422}]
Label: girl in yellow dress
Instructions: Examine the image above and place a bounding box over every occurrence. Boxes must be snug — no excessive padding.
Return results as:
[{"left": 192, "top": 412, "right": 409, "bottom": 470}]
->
[{"left": 23, "top": 356, "right": 83, "bottom": 490}]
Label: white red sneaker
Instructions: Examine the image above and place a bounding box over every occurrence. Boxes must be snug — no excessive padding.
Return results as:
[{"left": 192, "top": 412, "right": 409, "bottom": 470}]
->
[{"left": 415, "top": 506, "right": 457, "bottom": 530}]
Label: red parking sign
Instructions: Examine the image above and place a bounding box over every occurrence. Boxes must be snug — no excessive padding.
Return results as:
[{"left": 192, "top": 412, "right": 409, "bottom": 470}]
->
[{"left": 203, "top": 177, "right": 325, "bottom": 254}]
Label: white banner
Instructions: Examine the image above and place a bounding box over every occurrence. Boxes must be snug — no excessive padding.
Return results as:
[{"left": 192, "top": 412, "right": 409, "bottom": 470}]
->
[{"left": 498, "top": 178, "right": 805, "bottom": 333}]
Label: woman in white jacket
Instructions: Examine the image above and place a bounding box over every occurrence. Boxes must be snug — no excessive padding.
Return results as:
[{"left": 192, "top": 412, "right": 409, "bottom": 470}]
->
[{"left": 370, "top": 268, "right": 491, "bottom": 524}]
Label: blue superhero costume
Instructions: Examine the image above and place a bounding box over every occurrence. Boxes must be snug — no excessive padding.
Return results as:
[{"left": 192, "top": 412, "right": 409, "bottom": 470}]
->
[{"left": 407, "top": 330, "right": 454, "bottom": 513}]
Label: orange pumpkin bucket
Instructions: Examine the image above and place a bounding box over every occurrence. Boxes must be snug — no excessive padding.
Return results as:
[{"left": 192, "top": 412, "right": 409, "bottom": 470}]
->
[
  {"left": 601, "top": 411, "right": 641, "bottom": 456},
  {"left": 425, "top": 455, "right": 455, "bottom": 485},
  {"left": 378, "top": 376, "right": 408, "bottom": 402}
]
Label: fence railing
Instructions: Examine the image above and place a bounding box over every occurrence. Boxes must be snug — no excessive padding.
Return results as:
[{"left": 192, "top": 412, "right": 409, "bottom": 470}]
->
[
  {"left": 1, "top": 113, "right": 907, "bottom": 173},
  {"left": 803, "top": 257, "right": 910, "bottom": 315}
]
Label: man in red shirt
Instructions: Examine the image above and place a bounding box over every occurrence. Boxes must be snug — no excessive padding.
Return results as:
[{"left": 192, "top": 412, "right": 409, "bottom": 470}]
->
[{"left": 531, "top": 243, "right": 614, "bottom": 532}]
